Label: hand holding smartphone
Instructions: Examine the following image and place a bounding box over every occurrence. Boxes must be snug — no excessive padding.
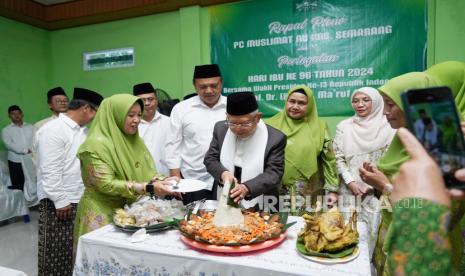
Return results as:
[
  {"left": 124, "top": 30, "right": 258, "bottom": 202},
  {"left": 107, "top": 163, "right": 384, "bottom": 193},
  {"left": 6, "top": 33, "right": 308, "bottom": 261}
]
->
[{"left": 401, "top": 86, "right": 465, "bottom": 190}]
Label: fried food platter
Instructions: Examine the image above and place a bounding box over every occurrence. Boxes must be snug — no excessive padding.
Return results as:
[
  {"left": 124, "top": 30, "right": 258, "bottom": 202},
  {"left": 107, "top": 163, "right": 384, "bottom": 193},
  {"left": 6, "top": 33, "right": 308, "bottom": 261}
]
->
[{"left": 296, "top": 207, "right": 360, "bottom": 263}]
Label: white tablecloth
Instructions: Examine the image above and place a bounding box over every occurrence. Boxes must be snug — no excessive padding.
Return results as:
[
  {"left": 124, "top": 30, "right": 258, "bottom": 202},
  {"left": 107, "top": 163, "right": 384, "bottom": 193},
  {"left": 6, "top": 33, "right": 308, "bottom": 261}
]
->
[
  {"left": 74, "top": 217, "right": 371, "bottom": 276},
  {"left": 0, "top": 266, "right": 27, "bottom": 276}
]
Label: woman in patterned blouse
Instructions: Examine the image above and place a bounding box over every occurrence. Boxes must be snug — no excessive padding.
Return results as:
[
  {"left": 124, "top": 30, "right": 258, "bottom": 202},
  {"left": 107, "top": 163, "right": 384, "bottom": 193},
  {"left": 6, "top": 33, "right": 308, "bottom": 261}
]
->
[{"left": 333, "top": 87, "right": 395, "bottom": 258}]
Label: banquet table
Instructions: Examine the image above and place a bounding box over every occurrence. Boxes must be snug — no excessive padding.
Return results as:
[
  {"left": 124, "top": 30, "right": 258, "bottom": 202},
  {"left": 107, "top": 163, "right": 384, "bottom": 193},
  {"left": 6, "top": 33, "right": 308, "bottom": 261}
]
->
[{"left": 73, "top": 217, "right": 371, "bottom": 276}]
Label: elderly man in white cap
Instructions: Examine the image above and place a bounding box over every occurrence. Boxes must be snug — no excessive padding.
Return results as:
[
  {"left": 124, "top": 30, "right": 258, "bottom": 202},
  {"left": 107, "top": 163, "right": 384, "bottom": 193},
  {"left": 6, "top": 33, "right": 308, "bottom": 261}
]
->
[{"left": 204, "top": 92, "right": 286, "bottom": 211}]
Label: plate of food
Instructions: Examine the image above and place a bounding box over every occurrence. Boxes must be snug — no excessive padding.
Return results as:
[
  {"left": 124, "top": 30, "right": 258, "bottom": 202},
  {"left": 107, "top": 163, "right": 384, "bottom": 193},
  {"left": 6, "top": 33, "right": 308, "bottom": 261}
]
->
[
  {"left": 168, "top": 179, "right": 208, "bottom": 193},
  {"left": 177, "top": 181, "right": 297, "bottom": 253},
  {"left": 180, "top": 232, "right": 286, "bottom": 253},
  {"left": 296, "top": 207, "right": 359, "bottom": 264},
  {"left": 177, "top": 209, "right": 295, "bottom": 253},
  {"left": 113, "top": 197, "right": 185, "bottom": 233}
]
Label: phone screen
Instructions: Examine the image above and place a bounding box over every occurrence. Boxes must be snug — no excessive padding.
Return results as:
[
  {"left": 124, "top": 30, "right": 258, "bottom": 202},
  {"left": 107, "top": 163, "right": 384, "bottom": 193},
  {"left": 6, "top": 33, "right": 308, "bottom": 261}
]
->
[{"left": 402, "top": 86, "right": 465, "bottom": 189}]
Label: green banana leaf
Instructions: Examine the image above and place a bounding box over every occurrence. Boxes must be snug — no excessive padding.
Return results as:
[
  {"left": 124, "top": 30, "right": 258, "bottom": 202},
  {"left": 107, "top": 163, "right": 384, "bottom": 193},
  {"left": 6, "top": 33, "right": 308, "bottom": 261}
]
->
[
  {"left": 114, "top": 216, "right": 180, "bottom": 231},
  {"left": 226, "top": 181, "right": 239, "bottom": 208},
  {"left": 296, "top": 236, "right": 357, "bottom": 258}
]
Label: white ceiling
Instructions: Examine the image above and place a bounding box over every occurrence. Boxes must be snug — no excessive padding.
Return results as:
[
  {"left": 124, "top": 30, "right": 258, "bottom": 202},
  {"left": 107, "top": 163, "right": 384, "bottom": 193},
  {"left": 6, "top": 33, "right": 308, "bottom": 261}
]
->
[{"left": 32, "top": 0, "right": 75, "bottom": 6}]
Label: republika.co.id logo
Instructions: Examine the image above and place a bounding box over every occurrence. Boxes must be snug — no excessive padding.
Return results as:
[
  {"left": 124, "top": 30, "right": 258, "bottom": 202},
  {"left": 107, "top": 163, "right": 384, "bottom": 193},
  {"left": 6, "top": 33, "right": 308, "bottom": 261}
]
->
[{"left": 294, "top": 0, "right": 319, "bottom": 12}]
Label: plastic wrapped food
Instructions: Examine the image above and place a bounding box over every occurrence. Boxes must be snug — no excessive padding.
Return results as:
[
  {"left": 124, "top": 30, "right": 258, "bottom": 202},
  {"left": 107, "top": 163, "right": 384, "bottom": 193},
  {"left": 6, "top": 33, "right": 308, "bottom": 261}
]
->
[{"left": 114, "top": 197, "right": 184, "bottom": 227}]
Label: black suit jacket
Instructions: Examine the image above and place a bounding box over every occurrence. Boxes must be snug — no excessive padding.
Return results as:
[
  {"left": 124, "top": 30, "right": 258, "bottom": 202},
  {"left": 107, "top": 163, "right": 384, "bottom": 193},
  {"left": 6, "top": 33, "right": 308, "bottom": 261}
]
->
[{"left": 204, "top": 120, "right": 286, "bottom": 199}]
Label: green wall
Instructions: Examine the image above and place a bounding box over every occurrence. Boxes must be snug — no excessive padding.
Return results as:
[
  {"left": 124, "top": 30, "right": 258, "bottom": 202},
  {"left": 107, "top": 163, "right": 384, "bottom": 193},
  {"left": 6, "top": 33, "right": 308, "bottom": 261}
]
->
[
  {"left": 1, "top": 0, "right": 465, "bottom": 139},
  {"left": 0, "top": 16, "right": 50, "bottom": 129},
  {"left": 428, "top": 0, "right": 465, "bottom": 66},
  {"left": 50, "top": 5, "right": 215, "bottom": 102},
  {"left": 50, "top": 11, "right": 184, "bottom": 100}
]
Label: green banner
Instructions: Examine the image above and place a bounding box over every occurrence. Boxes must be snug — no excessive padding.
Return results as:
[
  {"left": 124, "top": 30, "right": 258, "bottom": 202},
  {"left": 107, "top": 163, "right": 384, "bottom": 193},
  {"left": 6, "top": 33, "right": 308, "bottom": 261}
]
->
[{"left": 210, "top": 0, "right": 427, "bottom": 117}]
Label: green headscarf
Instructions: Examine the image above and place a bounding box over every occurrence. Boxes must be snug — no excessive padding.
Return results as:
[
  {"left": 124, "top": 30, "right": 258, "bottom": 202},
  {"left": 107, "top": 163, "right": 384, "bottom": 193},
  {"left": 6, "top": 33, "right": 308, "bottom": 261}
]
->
[
  {"left": 266, "top": 85, "right": 325, "bottom": 186},
  {"left": 379, "top": 65, "right": 465, "bottom": 274},
  {"left": 376, "top": 72, "right": 438, "bottom": 178},
  {"left": 428, "top": 61, "right": 465, "bottom": 274},
  {"left": 425, "top": 60, "right": 465, "bottom": 117},
  {"left": 78, "top": 94, "right": 156, "bottom": 182}
]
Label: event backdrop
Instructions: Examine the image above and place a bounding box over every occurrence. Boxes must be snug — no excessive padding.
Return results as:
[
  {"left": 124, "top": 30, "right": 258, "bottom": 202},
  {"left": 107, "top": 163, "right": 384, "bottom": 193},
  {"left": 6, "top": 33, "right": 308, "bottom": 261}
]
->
[{"left": 211, "top": 0, "right": 427, "bottom": 117}]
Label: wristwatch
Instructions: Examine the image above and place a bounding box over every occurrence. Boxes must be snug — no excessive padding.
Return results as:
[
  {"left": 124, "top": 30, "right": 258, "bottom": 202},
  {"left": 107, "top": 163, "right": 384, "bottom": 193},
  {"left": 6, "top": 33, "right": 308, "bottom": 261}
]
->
[
  {"left": 146, "top": 180, "right": 155, "bottom": 198},
  {"left": 383, "top": 183, "right": 394, "bottom": 194}
]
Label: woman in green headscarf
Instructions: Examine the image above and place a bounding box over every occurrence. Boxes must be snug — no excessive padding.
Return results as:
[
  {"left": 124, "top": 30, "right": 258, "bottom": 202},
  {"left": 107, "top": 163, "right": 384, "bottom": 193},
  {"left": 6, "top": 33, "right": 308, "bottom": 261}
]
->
[
  {"left": 360, "top": 72, "right": 465, "bottom": 275},
  {"left": 426, "top": 60, "right": 465, "bottom": 273},
  {"left": 267, "top": 85, "right": 339, "bottom": 212},
  {"left": 359, "top": 72, "right": 437, "bottom": 275},
  {"left": 74, "top": 94, "right": 179, "bottom": 240},
  {"left": 361, "top": 72, "right": 437, "bottom": 179},
  {"left": 425, "top": 60, "right": 465, "bottom": 117}
]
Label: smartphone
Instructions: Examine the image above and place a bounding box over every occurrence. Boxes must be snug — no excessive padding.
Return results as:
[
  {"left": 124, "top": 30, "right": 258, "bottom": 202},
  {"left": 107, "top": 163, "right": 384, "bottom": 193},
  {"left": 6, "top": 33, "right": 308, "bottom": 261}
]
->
[{"left": 401, "top": 86, "right": 465, "bottom": 189}]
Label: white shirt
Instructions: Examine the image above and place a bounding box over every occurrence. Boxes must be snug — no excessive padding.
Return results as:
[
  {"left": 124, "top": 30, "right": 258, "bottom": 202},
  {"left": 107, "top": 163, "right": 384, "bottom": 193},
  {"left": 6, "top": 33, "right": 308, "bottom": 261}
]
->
[
  {"left": 414, "top": 119, "right": 425, "bottom": 140},
  {"left": 34, "top": 114, "right": 58, "bottom": 132},
  {"left": 138, "top": 112, "right": 171, "bottom": 176},
  {"left": 32, "top": 114, "right": 59, "bottom": 162},
  {"left": 36, "top": 113, "right": 87, "bottom": 208},
  {"left": 414, "top": 118, "right": 437, "bottom": 141},
  {"left": 1, "top": 122, "right": 33, "bottom": 163},
  {"left": 165, "top": 95, "right": 227, "bottom": 190}
]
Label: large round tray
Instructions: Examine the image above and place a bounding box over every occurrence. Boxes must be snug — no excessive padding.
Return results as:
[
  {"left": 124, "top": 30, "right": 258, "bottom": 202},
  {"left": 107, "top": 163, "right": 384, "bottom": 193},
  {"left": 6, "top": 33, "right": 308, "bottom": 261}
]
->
[{"left": 180, "top": 233, "right": 286, "bottom": 253}]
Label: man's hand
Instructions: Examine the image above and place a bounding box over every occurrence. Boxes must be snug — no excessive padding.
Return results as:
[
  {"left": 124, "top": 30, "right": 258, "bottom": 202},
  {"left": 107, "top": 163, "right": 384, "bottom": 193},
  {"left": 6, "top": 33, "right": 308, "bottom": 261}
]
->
[
  {"left": 391, "top": 128, "right": 450, "bottom": 207},
  {"left": 230, "top": 183, "right": 250, "bottom": 203},
  {"left": 56, "top": 204, "right": 73, "bottom": 220},
  {"left": 220, "top": 171, "right": 236, "bottom": 185}
]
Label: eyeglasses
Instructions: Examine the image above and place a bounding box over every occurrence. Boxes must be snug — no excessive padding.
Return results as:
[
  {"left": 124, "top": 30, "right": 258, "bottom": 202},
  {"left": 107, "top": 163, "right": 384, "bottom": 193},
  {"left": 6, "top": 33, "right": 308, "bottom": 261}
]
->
[
  {"left": 226, "top": 119, "right": 255, "bottom": 128},
  {"left": 54, "top": 99, "right": 68, "bottom": 104}
]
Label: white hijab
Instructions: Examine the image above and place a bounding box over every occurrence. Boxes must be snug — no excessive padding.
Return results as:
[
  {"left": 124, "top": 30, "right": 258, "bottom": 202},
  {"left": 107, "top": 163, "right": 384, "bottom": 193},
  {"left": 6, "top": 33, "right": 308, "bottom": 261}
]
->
[{"left": 338, "top": 87, "right": 395, "bottom": 157}]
